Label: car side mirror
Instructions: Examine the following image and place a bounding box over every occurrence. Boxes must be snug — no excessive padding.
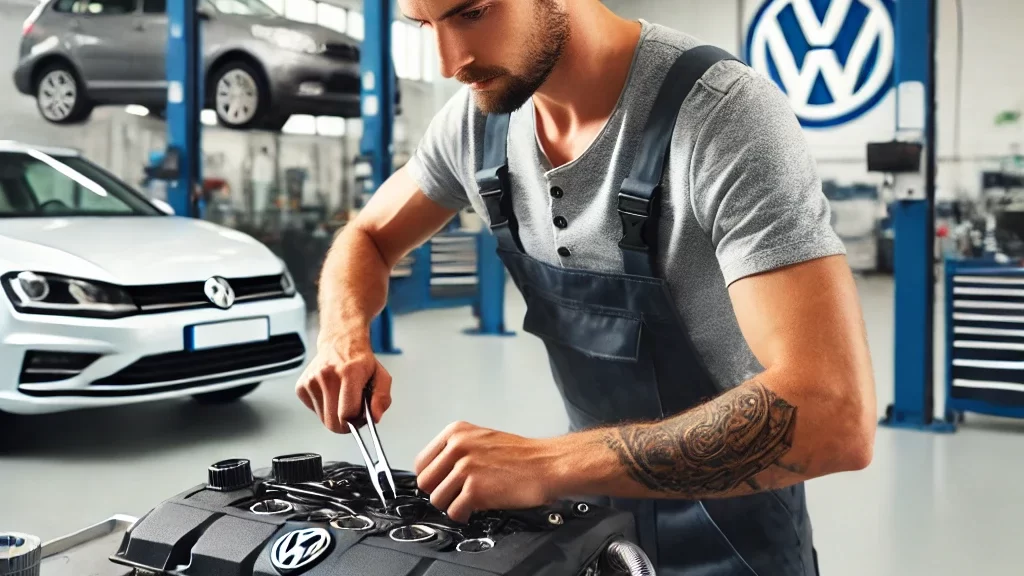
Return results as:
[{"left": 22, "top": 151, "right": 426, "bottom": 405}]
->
[{"left": 151, "top": 198, "right": 175, "bottom": 216}]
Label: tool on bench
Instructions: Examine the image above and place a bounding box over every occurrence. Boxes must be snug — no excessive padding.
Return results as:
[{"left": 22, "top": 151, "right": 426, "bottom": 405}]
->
[{"left": 348, "top": 382, "right": 397, "bottom": 508}]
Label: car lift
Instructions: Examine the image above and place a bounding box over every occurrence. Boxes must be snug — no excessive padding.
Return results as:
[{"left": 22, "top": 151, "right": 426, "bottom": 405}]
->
[
  {"left": 156, "top": 0, "right": 507, "bottom": 357},
  {"left": 359, "top": 0, "right": 402, "bottom": 354},
  {"left": 149, "top": 0, "right": 203, "bottom": 218},
  {"left": 155, "top": 0, "right": 401, "bottom": 353},
  {"left": 879, "top": 0, "right": 955, "bottom": 433}
]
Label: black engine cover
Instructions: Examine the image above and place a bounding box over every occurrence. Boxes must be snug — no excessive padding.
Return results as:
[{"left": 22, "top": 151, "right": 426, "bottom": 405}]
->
[{"left": 110, "top": 459, "right": 637, "bottom": 576}]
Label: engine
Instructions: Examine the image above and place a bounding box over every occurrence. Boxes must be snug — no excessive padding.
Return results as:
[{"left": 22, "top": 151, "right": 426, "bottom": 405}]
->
[{"left": 107, "top": 453, "right": 644, "bottom": 576}]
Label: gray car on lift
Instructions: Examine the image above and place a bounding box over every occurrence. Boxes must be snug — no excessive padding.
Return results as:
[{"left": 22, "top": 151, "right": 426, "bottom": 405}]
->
[{"left": 14, "top": 0, "right": 370, "bottom": 131}]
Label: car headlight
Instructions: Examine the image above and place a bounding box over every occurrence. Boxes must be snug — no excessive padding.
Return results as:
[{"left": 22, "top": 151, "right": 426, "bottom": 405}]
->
[
  {"left": 251, "top": 25, "right": 323, "bottom": 54},
  {"left": 280, "top": 267, "right": 297, "bottom": 297},
  {"left": 2, "top": 271, "right": 138, "bottom": 318}
]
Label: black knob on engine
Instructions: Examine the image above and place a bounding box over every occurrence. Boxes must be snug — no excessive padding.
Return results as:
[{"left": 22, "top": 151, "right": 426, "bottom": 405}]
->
[
  {"left": 272, "top": 453, "right": 324, "bottom": 484},
  {"left": 207, "top": 458, "right": 254, "bottom": 491}
]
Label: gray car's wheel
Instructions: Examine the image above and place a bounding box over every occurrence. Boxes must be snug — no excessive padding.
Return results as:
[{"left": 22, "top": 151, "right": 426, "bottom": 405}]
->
[
  {"left": 35, "top": 62, "right": 93, "bottom": 125},
  {"left": 211, "top": 61, "right": 269, "bottom": 130},
  {"left": 192, "top": 382, "right": 261, "bottom": 404}
]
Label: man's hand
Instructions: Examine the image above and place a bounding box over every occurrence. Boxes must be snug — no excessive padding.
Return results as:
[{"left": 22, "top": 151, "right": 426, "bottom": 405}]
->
[
  {"left": 413, "top": 421, "right": 564, "bottom": 523},
  {"left": 295, "top": 334, "right": 393, "bottom": 433}
]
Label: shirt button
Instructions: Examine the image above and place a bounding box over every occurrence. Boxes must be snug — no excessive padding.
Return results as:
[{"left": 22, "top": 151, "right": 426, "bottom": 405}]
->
[
  {"left": 553, "top": 216, "right": 568, "bottom": 228},
  {"left": 557, "top": 247, "right": 571, "bottom": 257},
  {"left": 550, "top": 186, "right": 564, "bottom": 199}
]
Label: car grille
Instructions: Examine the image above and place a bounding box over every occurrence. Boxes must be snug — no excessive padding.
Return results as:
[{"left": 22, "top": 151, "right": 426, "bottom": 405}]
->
[
  {"left": 323, "top": 43, "right": 360, "bottom": 61},
  {"left": 19, "top": 351, "right": 101, "bottom": 384},
  {"left": 92, "top": 334, "right": 306, "bottom": 387},
  {"left": 325, "top": 73, "right": 360, "bottom": 94},
  {"left": 125, "top": 275, "right": 287, "bottom": 313}
]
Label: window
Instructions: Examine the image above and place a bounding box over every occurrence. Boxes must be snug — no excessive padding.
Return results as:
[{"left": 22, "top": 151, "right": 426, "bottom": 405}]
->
[
  {"left": 317, "top": 3, "right": 346, "bottom": 34},
  {"left": 261, "top": 0, "right": 284, "bottom": 12},
  {"left": 70, "top": 0, "right": 138, "bottom": 15},
  {"left": 347, "top": 10, "right": 363, "bottom": 41},
  {"left": 391, "top": 20, "right": 408, "bottom": 79},
  {"left": 0, "top": 182, "right": 12, "bottom": 213},
  {"left": 282, "top": 115, "right": 316, "bottom": 135},
  {"left": 280, "top": 115, "right": 347, "bottom": 137},
  {"left": 315, "top": 116, "right": 346, "bottom": 137},
  {"left": 24, "top": 162, "right": 74, "bottom": 206},
  {"left": 142, "top": 0, "right": 165, "bottom": 13},
  {"left": 0, "top": 151, "right": 159, "bottom": 217},
  {"left": 405, "top": 24, "right": 422, "bottom": 81},
  {"left": 283, "top": 0, "right": 316, "bottom": 23},
  {"left": 53, "top": 0, "right": 77, "bottom": 13},
  {"left": 208, "top": 0, "right": 278, "bottom": 16},
  {"left": 421, "top": 30, "right": 437, "bottom": 83},
  {"left": 391, "top": 21, "right": 424, "bottom": 81}
]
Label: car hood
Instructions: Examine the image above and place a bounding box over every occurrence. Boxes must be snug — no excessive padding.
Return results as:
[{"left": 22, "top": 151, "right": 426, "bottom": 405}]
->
[{"left": 0, "top": 217, "right": 284, "bottom": 285}]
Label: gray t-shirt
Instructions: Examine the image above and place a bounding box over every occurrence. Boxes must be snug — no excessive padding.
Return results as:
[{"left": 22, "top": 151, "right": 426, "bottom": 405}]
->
[{"left": 406, "top": 20, "right": 846, "bottom": 389}]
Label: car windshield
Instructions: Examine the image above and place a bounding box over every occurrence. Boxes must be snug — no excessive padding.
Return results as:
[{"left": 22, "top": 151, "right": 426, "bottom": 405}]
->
[
  {"left": 0, "top": 150, "right": 162, "bottom": 218},
  {"left": 205, "top": 0, "right": 279, "bottom": 16}
]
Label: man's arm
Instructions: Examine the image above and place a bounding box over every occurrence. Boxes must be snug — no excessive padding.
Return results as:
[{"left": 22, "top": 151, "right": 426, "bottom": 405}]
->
[
  {"left": 316, "top": 166, "right": 457, "bottom": 345},
  {"left": 316, "top": 85, "right": 475, "bottom": 347},
  {"left": 547, "top": 254, "right": 877, "bottom": 500},
  {"left": 299, "top": 85, "right": 475, "bottom": 432},
  {"left": 297, "top": 166, "right": 458, "bottom": 431}
]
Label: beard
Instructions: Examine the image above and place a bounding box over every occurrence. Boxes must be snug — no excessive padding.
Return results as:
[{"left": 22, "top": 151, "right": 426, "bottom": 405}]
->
[{"left": 461, "top": 0, "right": 570, "bottom": 114}]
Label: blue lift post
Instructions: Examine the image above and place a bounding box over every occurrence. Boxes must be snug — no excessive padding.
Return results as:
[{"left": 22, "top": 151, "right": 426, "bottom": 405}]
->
[
  {"left": 361, "top": 0, "right": 509, "bottom": 350},
  {"left": 386, "top": 233, "right": 513, "bottom": 335},
  {"left": 362, "top": 0, "right": 401, "bottom": 355},
  {"left": 881, "top": 0, "right": 955, "bottom": 433},
  {"left": 163, "top": 0, "right": 204, "bottom": 219}
]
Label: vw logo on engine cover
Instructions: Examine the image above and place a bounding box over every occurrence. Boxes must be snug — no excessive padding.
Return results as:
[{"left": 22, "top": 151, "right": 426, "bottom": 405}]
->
[
  {"left": 204, "top": 276, "right": 235, "bottom": 309},
  {"left": 270, "top": 528, "right": 331, "bottom": 573},
  {"left": 745, "top": 0, "right": 895, "bottom": 128}
]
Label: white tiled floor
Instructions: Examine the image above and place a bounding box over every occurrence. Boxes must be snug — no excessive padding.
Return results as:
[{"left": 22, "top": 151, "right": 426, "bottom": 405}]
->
[{"left": 3, "top": 274, "right": 1023, "bottom": 575}]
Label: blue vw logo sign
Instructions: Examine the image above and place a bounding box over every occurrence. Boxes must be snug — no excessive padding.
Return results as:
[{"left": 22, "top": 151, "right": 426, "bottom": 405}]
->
[{"left": 745, "top": 0, "right": 895, "bottom": 127}]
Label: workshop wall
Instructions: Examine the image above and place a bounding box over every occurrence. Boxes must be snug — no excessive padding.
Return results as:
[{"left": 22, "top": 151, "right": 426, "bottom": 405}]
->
[{"left": 606, "top": 0, "right": 1024, "bottom": 200}]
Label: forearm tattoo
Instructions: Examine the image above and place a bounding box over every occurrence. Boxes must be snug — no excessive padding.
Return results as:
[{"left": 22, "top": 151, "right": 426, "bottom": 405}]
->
[{"left": 602, "top": 382, "right": 799, "bottom": 495}]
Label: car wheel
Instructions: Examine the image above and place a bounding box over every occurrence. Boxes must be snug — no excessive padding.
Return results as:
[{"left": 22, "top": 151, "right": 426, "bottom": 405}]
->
[
  {"left": 192, "top": 382, "right": 261, "bottom": 404},
  {"left": 211, "top": 61, "right": 268, "bottom": 130},
  {"left": 35, "top": 62, "right": 93, "bottom": 125}
]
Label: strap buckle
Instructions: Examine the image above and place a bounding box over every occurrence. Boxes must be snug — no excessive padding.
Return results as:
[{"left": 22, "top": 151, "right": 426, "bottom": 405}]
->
[
  {"left": 475, "top": 164, "right": 510, "bottom": 227},
  {"left": 475, "top": 165, "right": 508, "bottom": 194},
  {"left": 617, "top": 178, "right": 660, "bottom": 252}
]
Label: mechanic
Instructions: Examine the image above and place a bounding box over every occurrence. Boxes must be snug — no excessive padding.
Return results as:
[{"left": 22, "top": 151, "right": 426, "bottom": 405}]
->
[{"left": 296, "top": 0, "right": 877, "bottom": 574}]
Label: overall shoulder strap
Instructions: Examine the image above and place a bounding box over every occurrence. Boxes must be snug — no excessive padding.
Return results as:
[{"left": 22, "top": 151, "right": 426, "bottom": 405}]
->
[
  {"left": 475, "top": 112, "right": 524, "bottom": 253},
  {"left": 619, "top": 45, "right": 741, "bottom": 277}
]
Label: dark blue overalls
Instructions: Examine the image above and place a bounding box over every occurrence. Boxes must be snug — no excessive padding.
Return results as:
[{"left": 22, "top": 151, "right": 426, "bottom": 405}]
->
[{"left": 474, "top": 46, "right": 819, "bottom": 575}]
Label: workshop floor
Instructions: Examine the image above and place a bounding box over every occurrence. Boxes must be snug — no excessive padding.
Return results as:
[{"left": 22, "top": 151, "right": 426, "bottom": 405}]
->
[{"left": 3, "top": 274, "right": 1022, "bottom": 575}]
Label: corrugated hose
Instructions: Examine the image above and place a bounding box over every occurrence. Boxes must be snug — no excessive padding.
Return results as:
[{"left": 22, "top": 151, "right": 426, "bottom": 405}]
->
[{"left": 605, "top": 539, "right": 656, "bottom": 576}]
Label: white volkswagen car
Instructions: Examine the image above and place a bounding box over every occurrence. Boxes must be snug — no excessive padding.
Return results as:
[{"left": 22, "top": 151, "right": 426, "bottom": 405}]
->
[{"left": 0, "top": 141, "right": 308, "bottom": 415}]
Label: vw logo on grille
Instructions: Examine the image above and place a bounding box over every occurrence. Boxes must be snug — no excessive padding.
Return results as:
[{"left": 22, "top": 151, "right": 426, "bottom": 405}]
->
[
  {"left": 746, "top": 0, "right": 895, "bottom": 128},
  {"left": 204, "top": 276, "right": 235, "bottom": 309},
  {"left": 270, "top": 528, "right": 331, "bottom": 573}
]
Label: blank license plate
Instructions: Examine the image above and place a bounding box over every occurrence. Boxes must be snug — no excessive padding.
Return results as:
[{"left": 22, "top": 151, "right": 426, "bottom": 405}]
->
[{"left": 186, "top": 317, "right": 269, "bottom": 351}]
